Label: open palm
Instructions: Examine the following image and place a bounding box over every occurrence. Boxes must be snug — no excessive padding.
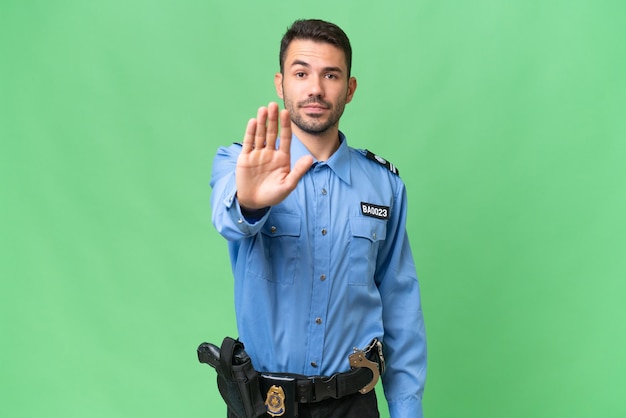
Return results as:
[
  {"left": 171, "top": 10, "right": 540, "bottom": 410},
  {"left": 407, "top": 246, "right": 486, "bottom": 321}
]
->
[{"left": 235, "top": 102, "right": 313, "bottom": 210}]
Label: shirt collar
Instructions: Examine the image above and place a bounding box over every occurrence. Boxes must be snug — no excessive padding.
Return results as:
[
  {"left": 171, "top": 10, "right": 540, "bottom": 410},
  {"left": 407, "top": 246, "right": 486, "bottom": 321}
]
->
[{"left": 289, "top": 132, "right": 352, "bottom": 185}]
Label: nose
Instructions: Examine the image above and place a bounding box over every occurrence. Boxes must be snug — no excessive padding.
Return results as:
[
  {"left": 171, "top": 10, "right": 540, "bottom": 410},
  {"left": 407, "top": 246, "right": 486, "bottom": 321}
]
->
[{"left": 308, "top": 76, "right": 324, "bottom": 97}]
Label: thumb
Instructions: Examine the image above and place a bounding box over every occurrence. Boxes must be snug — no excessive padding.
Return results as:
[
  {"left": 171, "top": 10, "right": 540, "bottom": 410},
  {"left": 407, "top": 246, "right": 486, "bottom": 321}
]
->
[{"left": 285, "top": 155, "right": 314, "bottom": 187}]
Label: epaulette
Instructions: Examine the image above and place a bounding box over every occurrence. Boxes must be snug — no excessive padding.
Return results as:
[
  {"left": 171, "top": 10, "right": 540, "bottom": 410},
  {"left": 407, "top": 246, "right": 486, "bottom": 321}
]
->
[{"left": 362, "top": 149, "right": 400, "bottom": 176}]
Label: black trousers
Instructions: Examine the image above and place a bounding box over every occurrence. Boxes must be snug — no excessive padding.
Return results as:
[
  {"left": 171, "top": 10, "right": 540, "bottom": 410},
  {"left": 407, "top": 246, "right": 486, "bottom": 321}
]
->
[{"left": 227, "top": 390, "right": 379, "bottom": 418}]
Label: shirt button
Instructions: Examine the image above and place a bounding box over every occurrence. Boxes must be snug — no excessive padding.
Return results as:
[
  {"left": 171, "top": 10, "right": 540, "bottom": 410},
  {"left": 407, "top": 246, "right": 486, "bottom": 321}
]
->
[
  {"left": 315, "top": 317, "right": 322, "bottom": 324},
  {"left": 372, "top": 232, "right": 377, "bottom": 240},
  {"left": 311, "top": 362, "right": 318, "bottom": 368},
  {"left": 320, "top": 274, "right": 326, "bottom": 281},
  {"left": 321, "top": 228, "right": 327, "bottom": 236},
  {"left": 321, "top": 188, "right": 327, "bottom": 195},
  {"left": 270, "top": 226, "right": 277, "bottom": 233},
  {"left": 237, "top": 218, "right": 243, "bottom": 224}
]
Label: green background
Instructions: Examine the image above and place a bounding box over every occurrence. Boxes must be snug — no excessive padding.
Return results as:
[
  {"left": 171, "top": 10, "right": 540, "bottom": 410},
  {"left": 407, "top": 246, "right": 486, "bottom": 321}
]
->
[{"left": 1, "top": 1, "right": 625, "bottom": 417}]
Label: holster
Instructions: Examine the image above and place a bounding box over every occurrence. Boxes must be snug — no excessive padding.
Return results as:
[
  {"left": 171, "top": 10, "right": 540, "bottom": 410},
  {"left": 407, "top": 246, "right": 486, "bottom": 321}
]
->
[{"left": 210, "top": 337, "right": 266, "bottom": 418}]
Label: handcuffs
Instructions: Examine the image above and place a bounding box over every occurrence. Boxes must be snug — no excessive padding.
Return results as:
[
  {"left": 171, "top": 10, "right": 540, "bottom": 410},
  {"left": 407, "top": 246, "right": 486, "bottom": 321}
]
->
[{"left": 348, "top": 338, "right": 386, "bottom": 394}]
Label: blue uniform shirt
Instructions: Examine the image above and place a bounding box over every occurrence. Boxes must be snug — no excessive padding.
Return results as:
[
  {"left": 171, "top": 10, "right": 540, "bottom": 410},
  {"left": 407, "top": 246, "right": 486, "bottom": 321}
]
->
[{"left": 210, "top": 133, "right": 427, "bottom": 418}]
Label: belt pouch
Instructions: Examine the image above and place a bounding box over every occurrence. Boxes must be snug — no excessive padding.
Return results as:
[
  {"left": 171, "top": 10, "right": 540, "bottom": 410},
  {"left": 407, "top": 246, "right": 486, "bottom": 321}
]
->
[
  {"left": 216, "top": 337, "right": 266, "bottom": 418},
  {"left": 259, "top": 374, "right": 297, "bottom": 418}
]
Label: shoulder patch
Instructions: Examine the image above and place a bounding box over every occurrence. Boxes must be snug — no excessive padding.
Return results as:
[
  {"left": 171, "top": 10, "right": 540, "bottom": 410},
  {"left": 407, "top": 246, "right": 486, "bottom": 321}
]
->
[{"left": 362, "top": 149, "right": 400, "bottom": 176}]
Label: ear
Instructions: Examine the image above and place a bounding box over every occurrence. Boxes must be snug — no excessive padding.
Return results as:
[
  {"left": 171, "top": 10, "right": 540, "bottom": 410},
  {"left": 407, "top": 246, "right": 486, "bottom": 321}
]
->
[
  {"left": 345, "top": 77, "right": 357, "bottom": 104},
  {"left": 274, "top": 73, "right": 284, "bottom": 99}
]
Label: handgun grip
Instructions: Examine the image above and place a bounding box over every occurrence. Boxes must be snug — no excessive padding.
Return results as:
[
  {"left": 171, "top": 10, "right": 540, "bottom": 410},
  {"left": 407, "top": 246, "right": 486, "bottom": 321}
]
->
[
  {"left": 232, "top": 345, "right": 250, "bottom": 365},
  {"left": 197, "top": 342, "right": 221, "bottom": 368}
]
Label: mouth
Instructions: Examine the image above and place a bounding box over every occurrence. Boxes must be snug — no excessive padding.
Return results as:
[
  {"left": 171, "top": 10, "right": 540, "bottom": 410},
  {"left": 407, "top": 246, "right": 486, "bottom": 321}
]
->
[
  {"left": 300, "top": 98, "right": 330, "bottom": 109},
  {"left": 302, "top": 105, "right": 326, "bottom": 112},
  {"left": 300, "top": 103, "right": 329, "bottom": 115}
]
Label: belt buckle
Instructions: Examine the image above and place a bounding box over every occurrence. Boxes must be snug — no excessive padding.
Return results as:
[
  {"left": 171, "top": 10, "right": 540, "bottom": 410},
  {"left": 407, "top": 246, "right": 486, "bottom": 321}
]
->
[{"left": 309, "top": 374, "right": 337, "bottom": 402}]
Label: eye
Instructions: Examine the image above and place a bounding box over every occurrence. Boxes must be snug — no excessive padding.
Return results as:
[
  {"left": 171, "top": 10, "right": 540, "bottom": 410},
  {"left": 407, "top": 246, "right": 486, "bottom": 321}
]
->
[
  {"left": 295, "top": 71, "right": 306, "bottom": 78},
  {"left": 325, "top": 73, "right": 338, "bottom": 79}
]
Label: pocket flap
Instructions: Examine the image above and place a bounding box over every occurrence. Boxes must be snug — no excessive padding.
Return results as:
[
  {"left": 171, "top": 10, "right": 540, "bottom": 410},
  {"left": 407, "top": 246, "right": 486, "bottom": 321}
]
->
[
  {"left": 349, "top": 217, "right": 387, "bottom": 242},
  {"left": 261, "top": 213, "right": 301, "bottom": 237}
]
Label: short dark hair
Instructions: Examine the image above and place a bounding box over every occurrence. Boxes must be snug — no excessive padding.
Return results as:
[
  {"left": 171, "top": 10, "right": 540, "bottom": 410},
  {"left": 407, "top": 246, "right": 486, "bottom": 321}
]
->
[{"left": 279, "top": 19, "right": 352, "bottom": 77}]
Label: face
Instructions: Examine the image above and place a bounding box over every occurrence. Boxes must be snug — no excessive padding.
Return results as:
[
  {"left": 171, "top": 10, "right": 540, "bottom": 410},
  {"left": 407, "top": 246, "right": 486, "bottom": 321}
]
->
[{"left": 275, "top": 39, "right": 357, "bottom": 136}]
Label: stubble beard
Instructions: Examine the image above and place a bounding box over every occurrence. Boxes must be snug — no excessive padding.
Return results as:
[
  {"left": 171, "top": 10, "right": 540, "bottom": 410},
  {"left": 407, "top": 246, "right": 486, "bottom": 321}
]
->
[{"left": 283, "top": 92, "right": 347, "bottom": 136}]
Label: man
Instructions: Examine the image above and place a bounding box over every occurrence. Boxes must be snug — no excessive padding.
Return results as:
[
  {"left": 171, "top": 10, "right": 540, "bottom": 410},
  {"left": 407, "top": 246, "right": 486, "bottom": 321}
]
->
[{"left": 210, "top": 19, "right": 426, "bottom": 418}]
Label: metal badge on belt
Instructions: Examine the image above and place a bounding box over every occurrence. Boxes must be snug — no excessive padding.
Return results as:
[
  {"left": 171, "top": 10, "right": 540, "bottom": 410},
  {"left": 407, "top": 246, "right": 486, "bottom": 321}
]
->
[{"left": 265, "top": 385, "right": 287, "bottom": 417}]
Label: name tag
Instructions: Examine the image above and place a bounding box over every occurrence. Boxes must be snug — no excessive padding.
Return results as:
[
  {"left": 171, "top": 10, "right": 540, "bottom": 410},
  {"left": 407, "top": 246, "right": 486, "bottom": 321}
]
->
[{"left": 361, "top": 202, "right": 390, "bottom": 220}]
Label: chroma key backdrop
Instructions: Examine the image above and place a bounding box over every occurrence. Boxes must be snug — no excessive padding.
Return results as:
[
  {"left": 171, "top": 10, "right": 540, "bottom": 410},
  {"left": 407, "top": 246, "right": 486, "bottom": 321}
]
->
[{"left": 1, "top": 1, "right": 625, "bottom": 417}]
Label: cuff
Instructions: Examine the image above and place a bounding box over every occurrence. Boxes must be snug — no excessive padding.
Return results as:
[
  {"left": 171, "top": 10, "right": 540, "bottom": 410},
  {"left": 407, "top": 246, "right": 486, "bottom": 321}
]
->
[
  {"left": 225, "top": 192, "right": 270, "bottom": 235},
  {"left": 387, "top": 396, "right": 423, "bottom": 418}
]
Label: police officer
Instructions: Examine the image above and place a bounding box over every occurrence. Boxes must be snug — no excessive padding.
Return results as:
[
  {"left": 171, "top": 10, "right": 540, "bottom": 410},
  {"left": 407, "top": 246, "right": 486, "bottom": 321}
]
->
[{"left": 210, "top": 19, "right": 427, "bottom": 418}]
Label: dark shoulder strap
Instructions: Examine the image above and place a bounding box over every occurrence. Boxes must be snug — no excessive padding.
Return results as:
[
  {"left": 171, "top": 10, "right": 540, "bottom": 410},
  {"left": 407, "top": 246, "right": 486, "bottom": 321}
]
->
[{"left": 363, "top": 149, "right": 400, "bottom": 176}]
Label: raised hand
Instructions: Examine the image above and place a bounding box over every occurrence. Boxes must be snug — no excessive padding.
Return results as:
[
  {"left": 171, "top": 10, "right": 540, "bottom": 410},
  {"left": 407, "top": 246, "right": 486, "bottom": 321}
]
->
[{"left": 235, "top": 102, "right": 314, "bottom": 210}]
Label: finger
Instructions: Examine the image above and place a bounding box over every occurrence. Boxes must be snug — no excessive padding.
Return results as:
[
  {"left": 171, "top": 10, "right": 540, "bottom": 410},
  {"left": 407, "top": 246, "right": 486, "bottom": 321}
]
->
[
  {"left": 265, "top": 102, "right": 279, "bottom": 150},
  {"left": 254, "top": 106, "right": 268, "bottom": 149},
  {"left": 277, "top": 109, "right": 292, "bottom": 153},
  {"left": 241, "top": 118, "right": 257, "bottom": 153}
]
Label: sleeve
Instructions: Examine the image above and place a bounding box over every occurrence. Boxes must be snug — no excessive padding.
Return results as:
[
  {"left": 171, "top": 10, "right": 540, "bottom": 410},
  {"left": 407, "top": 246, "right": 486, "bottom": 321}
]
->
[
  {"left": 375, "top": 180, "right": 427, "bottom": 418},
  {"left": 209, "top": 144, "right": 271, "bottom": 241}
]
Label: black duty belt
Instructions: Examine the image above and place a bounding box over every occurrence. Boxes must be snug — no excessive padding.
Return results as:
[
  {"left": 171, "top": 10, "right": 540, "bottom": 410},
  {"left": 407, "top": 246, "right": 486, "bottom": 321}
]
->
[{"left": 259, "top": 339, "right": 385, "bottom": 405}]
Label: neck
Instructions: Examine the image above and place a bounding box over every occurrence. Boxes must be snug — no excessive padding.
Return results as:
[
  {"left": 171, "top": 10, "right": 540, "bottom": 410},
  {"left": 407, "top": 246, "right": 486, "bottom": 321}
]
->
[{"left": 292, "top": 125, "right": 341, "bottom": 161}]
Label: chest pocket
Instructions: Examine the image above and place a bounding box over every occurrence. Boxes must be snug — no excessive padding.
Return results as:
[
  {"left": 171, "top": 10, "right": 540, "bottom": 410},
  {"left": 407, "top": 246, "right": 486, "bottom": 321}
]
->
[
  {"left": 348, "top": 217, "right": 387, "bottom": 285},
  {"left": 256, "top": 213, "right": 301, "bottom": 284}
]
